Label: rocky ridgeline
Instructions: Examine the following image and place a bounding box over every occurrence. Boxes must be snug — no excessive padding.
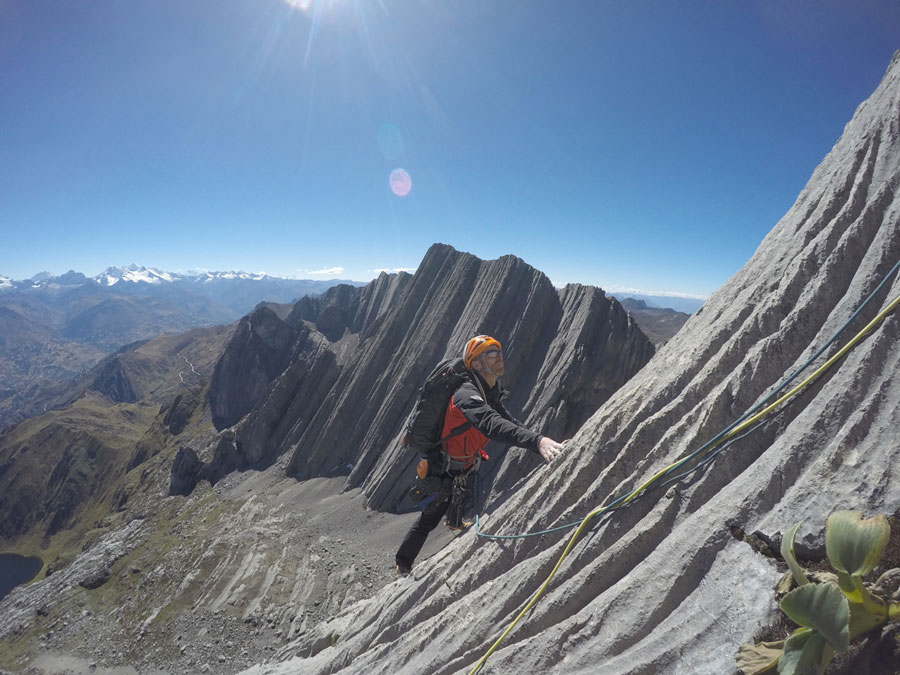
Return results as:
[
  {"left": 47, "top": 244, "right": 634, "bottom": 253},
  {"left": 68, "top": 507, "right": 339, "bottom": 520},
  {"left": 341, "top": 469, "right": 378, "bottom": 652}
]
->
[
  {"left": 237, "top": 52, "right": 900, "bottom": 674},
  {"left": 0, "top": 325, "right": 231, "bottom": 546},
  {"left": 4, "top": 50, "right": 899, "bottom": 675},
  {"left": 193, "top": 243, "right": 655, "bottom": 512},
  {"left": 290, "top": 269, "right": 413, "bottom": 342},
  {"left": 0, "top": 245, "right": 654, "bottom": 674}
]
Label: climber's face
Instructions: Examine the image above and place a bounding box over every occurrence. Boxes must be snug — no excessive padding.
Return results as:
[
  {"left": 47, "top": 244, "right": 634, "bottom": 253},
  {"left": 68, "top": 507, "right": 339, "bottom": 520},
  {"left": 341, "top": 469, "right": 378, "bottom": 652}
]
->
[{"left": 476, "top": 348, "right": 504, "bottom": 378}]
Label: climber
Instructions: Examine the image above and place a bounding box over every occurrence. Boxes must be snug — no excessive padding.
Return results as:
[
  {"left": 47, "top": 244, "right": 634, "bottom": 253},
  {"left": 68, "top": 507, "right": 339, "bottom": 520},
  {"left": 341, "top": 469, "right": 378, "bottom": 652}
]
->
[{"left": 395, "top": 335, "right": 566, "bottom": 576}]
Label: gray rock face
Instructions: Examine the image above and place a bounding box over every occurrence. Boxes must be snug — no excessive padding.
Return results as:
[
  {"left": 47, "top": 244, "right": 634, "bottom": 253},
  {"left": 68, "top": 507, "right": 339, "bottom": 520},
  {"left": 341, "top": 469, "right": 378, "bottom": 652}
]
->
[
  {"left": 242, "top": 51, "right": 900, "bottom": 675},
  {"left": 290, "top": 245, "right": 654, "bottom": 513},
  {"left": 87, "top": 356, "right": 138, "bottom": 403},
  {"left": 289, "top": 272, "right": 414, "bottom": 340},
  {"left": 201, "top": 326, "right": 344, "bottom": 484},
  {"left": 209, "top": 305, "right": 300, "bottom": 430},
  {"left": 169, "top": 445, "right": 202, "bottom": 497},
  {"left": 198, "top": 243, "right": 655, "bottom": 514},
  {"left": 0, "top": 519, "right": 147, "bottom": 639}
]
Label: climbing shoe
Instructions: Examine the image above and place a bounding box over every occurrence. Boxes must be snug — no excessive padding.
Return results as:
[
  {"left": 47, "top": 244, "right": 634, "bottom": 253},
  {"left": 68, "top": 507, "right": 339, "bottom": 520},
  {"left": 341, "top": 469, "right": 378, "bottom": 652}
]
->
[
  {"left": 445, "top": 519, "right": 473, "bottom": 533},
  {"left": 396, "top": 565, "right": 412, "bottom": 577}
]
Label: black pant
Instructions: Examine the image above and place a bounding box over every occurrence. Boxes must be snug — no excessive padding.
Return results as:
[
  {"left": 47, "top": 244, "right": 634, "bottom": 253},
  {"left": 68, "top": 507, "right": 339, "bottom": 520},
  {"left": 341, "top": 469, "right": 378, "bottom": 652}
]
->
[{"left": 395, "top": 474, "right": 470, "bottom": 569}]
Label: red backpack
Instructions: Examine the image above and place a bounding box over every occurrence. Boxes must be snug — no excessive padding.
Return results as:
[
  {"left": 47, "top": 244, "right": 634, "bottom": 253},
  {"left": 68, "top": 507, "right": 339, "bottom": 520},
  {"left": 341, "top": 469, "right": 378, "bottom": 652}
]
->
[{"left": 440, "top": 391, "right": 490, "bottom": 473}]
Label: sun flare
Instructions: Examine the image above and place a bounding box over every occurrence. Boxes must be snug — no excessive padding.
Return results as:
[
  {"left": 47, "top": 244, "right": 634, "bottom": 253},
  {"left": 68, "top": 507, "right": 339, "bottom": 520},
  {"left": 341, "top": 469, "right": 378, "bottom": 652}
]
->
[
  {"left": 283, "top": 0, "right": 314, "bottom": 11},
  {"left": 283, "top": 0, "right": 346, "bottom": 13}
]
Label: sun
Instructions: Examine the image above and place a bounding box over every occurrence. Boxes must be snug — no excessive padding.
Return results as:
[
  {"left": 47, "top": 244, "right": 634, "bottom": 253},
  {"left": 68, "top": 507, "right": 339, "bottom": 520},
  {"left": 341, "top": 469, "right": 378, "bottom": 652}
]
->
[
  {"left": 282, "top": 0, "right": 345, "bottom": 13},
  {"left": 283, "top": 0, "right": 314, "bottom": 10}
]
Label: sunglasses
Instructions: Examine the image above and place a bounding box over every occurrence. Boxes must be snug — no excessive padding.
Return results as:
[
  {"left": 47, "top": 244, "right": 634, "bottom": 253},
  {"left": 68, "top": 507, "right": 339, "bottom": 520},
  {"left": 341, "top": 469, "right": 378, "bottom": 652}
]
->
[{"left": 483, "top": 349, "right": 502, "bottom": 359}]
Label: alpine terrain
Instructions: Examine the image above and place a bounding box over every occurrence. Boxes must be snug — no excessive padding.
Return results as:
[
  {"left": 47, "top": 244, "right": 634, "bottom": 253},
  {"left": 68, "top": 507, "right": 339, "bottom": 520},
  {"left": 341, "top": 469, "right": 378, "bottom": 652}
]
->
[
  {"left": 230, "top": 49, "right": 900, "bottom": 674},
  {"left": 0, "top": 267, "right": 358, "bottom": 430},
  {"left": 0, "top": 244, "right": 653, "bottom": 673},
  {"left": 2, "top": 47, "right": 900, "bottom": 675}
]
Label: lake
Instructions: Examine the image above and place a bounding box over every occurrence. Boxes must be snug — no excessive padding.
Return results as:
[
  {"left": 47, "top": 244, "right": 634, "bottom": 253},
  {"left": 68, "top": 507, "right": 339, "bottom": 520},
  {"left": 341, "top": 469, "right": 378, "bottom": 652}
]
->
[{"left": 0, "top": 553, "right": 43, "bottom": 601}]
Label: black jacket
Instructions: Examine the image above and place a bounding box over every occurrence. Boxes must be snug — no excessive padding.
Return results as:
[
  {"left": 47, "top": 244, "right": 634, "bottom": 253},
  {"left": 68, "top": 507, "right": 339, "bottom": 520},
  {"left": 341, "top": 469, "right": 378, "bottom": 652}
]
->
[{"left": 450, "top": 371, "right": 542, "bottom": 452}]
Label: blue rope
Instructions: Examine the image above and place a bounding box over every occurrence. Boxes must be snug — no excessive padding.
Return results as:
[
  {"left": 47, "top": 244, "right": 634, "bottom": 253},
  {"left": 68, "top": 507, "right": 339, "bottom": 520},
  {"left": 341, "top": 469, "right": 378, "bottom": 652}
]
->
[{"left": 475, "top": 256, "right": 900, "bottom": 541}]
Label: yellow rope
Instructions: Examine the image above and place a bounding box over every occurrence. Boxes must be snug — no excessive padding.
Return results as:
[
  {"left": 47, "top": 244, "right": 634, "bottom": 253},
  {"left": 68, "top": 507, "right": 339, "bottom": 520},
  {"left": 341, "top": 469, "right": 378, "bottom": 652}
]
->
[{"left": 467, "top": 291, "right": 900, "bottom": 674}]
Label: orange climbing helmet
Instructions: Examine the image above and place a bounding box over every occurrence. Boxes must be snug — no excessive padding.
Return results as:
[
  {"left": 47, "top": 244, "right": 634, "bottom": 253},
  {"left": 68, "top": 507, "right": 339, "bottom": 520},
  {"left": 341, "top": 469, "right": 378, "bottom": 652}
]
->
[{"left": 463, "top": 335, "right": 502, "bottom": 370}]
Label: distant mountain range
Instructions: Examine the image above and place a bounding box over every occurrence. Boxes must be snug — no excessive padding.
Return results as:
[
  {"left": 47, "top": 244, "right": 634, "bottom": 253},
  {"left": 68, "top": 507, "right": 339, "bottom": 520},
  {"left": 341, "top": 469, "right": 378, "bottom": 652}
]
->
[
  {"left": 0, "top": 265, "right": 363, "bottom": 430},
  {"left": 0, "top": 264, "right": 699, "bottom": 431},
  {"left": 0, "top": 265, "right": 364, "bottom": 316},
  {"left": 1, "top": 268, "right": 706, "bottom": 313},
  {"left": 616, "top": 297, "right": 691, "bottom": 344},
  {"left": 608, "top": 291, "right": 705, "bottom": 314}
]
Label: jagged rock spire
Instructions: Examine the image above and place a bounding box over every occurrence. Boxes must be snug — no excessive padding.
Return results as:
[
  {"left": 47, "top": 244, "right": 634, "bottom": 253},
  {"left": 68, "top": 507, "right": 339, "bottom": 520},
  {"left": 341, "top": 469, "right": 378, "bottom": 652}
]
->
[{"left": 202, "top": 242, "right": 654, "bottom": 511}]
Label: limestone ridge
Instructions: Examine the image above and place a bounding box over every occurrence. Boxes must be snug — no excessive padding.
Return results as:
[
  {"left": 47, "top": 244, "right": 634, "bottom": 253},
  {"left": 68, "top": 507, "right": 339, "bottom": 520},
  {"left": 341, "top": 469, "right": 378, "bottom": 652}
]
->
[
  {"left": 208, "top": 271, "right": 415, "bottom": 436},
  {"left": 251, "top": 52, "right": 900, "bottom": 674},
  {"left": 209, "top": 305, "right": 300, "bottom": 429},
  {"left": 302, "top": 247, "right": 653, "bottom": 511},
  {"left": 85, "top": 356, "right": 138, "bottom": 404},
  {"left": 196, "top": 243, "right": 654, "bottom": 512},
  {"left": 199, "top": 271, "right": 416, "bottom": 485},
  {"left": 290, "top": 269, "right": 412, "bottom": 342}
]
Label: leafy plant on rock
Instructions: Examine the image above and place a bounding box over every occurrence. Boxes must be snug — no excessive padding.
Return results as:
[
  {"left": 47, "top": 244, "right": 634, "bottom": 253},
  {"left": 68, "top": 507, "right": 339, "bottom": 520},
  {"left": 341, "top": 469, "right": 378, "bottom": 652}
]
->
[{"left": 737, "top": 510, "right": 900, "bottom": 675}]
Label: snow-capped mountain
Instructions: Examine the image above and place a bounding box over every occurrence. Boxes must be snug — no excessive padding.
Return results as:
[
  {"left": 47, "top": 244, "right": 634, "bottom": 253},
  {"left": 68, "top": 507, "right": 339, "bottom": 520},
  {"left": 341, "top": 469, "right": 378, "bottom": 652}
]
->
[
  {"left": 0, "top": 266, "right": 284, "bottom": 290},
  {"left": 96, "top": 264, "right": 183, "bottom": 286},
  {"left": 1, "top": 270, "right": 89, "bottom": 291},
  {"left": 0, "top": 264, "right": 367, "bottom": 338},
  {"left": 192, "top": 270, "right": 269, "bottom": 283},
  {"left": 93, "top": 266, "right": 298, "bottom": 286},
  {"left": 0, "top": 265, "right": 362, "bottom": 293}
]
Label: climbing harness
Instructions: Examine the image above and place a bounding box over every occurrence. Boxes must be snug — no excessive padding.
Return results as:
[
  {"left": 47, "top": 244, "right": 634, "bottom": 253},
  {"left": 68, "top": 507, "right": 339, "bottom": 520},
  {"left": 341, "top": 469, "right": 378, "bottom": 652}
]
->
[
  {"left": 467, "top": 256, "right": 900, "bottom": 675},
  {"left": 451, "top": 474, "right": 470, "bottom": 512}
]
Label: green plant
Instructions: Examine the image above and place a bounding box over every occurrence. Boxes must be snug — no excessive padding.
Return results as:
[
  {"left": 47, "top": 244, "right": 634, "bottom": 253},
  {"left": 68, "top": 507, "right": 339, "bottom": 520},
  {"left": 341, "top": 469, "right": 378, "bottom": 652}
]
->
[{"left": 737, "top": 511, "right": 900, "bottom": 675}]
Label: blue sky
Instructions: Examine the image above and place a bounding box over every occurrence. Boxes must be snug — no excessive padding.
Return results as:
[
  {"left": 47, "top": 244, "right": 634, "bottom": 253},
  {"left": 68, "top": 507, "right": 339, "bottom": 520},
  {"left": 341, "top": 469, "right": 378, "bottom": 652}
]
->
[{"left": 1, "top": 1, "right": 898, "bottom": 298}]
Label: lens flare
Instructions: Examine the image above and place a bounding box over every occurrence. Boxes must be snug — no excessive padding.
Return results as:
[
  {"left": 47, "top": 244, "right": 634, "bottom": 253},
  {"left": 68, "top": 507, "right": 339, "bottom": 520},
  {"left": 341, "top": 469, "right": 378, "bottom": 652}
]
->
[{"left": 390, "top": 169, "right": 412, "bottom": 197}]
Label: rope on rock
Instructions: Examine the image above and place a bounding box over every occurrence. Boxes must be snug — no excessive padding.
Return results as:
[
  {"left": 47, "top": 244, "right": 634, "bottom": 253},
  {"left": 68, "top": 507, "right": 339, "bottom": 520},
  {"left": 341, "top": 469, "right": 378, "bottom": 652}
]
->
[{"left": 467, "top": 258, "right": 900, "bottom": 675}]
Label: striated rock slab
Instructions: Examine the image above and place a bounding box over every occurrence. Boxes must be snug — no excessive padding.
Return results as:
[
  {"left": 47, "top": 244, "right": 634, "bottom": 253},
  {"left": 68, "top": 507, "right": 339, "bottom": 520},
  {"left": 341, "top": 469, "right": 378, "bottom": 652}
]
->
[
  {"left": 289, "top": 271, "right": 413, "bottom": 342},
  {"left": 239, "top": 50, "right": 900, "bottom": 675},
  {"left": 284, "top": 245, "right": 654, "bottom": 512},
  {"left": 209, "top": 305, "right": 300, "bottom": 430},
  {"left": 202, "top": 328, "right": 343, "bottom": 484},
  {"left": 199, "top": 243, "right": 654, "bottom": 516},
  {"left": 0, "top": 519, "right": 147, "bottom": 639}
]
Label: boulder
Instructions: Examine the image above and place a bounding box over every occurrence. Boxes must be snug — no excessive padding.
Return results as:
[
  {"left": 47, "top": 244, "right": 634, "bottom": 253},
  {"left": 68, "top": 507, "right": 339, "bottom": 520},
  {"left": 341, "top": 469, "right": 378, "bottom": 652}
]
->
[{"left": 170, "top": 446, "right": 202, "bottom": 497}]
